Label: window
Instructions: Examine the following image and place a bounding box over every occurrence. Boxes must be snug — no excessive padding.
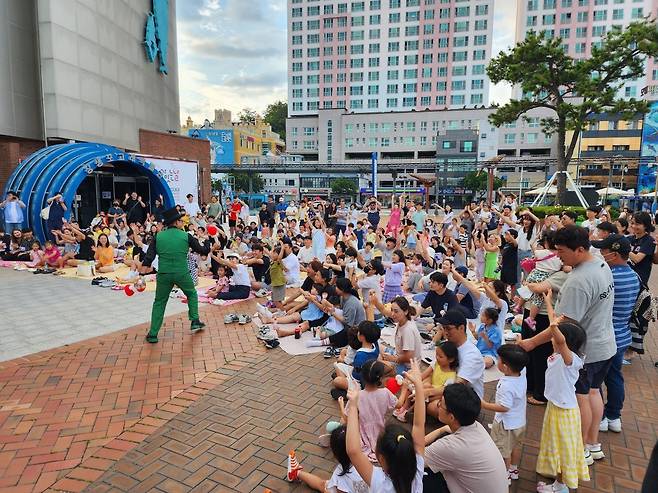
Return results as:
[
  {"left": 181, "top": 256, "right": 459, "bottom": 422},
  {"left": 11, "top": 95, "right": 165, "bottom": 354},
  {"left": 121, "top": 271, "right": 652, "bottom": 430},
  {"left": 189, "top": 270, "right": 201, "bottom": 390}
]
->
[
  {"left": 612, "top": 9, "right": 623, "bottom": 20},
  {"left": 442, "top": 140, "right": 455, "bottom": 149},
  {"left": 470, "top": 94, "right": 483, "bottom": 105},
  {"left": 450, "top": 95, "right": 465, "bottom": 105},
  {"left": 461, "top": 141, "right": 475, "bottom": 152},
  {"left": 386, "top": 98, "right": 398, "bottom": 108},
  {"left": 631, "top": 8, "right": 644, "bottom": 19},
  {"left": 451, "top": 80, "right": 466, "bottom": 90},
  {"left": 526, "top": 133, "right": 538, "bottom": 143},
  {"left": 471, "top": 79, "right": 484, "bottom": 90},
  {"left": 403, "top": 97, "right": 417, "bottom": 107},
  {"left": 504, "top": 134, "right": 516, "bottom": 144}
]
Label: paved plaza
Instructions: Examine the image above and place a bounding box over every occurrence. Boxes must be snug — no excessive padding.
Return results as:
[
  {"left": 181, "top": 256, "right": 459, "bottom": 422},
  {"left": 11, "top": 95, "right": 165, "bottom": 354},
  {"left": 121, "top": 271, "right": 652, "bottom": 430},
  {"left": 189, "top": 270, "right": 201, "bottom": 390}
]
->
[{"left": 0, "top": 270, "right": 656, "bottom": 492}]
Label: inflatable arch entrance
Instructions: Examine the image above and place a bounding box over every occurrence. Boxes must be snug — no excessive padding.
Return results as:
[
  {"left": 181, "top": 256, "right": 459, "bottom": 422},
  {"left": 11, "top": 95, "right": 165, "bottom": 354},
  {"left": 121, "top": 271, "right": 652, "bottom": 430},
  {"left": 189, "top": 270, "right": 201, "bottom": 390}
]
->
[{"left": 3, "top": 143, "right": 175, "bottom": 241}]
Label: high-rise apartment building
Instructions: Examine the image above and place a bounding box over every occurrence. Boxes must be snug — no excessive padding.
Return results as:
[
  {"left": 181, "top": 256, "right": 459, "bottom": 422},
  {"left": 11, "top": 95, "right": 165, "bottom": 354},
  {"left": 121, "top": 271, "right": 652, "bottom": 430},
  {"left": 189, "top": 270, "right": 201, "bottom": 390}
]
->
[
  {"left": 516, "top": 0, "right": 658, "bottom": 99},
  {"left": 287, "top": 0, "right": 495, "bottom": 116}
]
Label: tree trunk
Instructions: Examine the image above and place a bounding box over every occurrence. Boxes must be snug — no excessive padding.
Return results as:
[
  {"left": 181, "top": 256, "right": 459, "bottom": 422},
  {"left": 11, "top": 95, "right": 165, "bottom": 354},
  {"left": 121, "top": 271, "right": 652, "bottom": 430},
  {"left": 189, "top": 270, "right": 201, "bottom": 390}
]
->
[{"left": 555, "top": 122, "right": 567, "bottom": 206}]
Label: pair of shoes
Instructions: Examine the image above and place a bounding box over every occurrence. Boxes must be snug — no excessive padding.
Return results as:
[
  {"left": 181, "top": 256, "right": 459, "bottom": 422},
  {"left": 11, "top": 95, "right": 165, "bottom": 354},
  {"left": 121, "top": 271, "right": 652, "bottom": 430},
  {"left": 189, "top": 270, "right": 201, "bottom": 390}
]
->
[
  {"left": 263, "top": 339, "right": 280, "bottom": 349},
  {"left": 238, "top": 314, "right": 252, "bottom": 325},
  {"left": 224, "top": 313, "right": 239, "bottom": 324},
  {"left": 508, "top": 469, "right": 519, "bottom": 481},
  {"left": 190, "top": 320, "right": 206, "bottom": 332},
  {"left": 600, "top": 417, "right": 621, "bottom": 433},
  {"left": 330, "top": 388, "right": 347, "bottom": 400},
  {"left": 145, "top": 335, "right": 158, "bottom": 343},
  {"left": 536, "top": 481, "right": 568, "bottom": 492},
  {"left": 587, "top": 443, "right": 605, "bottom": 460},
  {"left": 286, "top": 450, "right": 303, "bottom": 482},
  {"left": 393, "top": 408, "right": 408, "bottom": 423},
  {"left": 91, "top": 276, "right": 108, "bottom": 284},
  {"left": 584, "top": 448, "right": 594, "bottom": 466},
  {"left": 211, "top": 298, "right": 226, "bottom": 306},
  {"left": 323, "top": 347, "right": 337, "bottom": 358},
  {"left": 98, "top": 279, "right": 116, "bottom": 288}
]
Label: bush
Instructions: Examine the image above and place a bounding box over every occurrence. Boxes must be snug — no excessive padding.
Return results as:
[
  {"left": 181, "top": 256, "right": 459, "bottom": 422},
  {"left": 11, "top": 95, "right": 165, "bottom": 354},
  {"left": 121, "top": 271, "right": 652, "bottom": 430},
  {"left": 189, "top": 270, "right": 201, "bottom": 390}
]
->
[{"left": 519, "top": 205, "right": 619, "bottom": 223}]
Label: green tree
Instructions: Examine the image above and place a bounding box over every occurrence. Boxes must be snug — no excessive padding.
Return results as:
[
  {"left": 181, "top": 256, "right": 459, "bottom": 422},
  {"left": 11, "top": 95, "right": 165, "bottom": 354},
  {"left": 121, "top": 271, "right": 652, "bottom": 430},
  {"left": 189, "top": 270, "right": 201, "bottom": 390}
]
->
[
  {"left": 331, "top": 178, "right": 358, "bottom": 196},
  {"left": 238, "top": 108, "right": 257, "bottom": 124},
  {"left": 228, "top": 171, "right": 263, "bottom": 193},
  {"left": 462, "top": 171, "right": 503, "bottom": 193},
  {"left": 487, "top": 20, "right": 658, "bottom": 204},
  {"left": 263, "top": 101, "right": 288, "bottom": 141}
]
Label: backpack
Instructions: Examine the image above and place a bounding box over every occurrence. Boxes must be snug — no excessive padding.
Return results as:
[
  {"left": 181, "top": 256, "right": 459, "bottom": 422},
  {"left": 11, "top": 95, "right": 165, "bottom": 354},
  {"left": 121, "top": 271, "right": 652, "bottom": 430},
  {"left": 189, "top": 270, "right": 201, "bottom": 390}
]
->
[
  {"left": 520, "top": 252, "right": 558, "bottom": 274},
  {"left": 629, "top": 281, "right": 658, "bottom": 337}
]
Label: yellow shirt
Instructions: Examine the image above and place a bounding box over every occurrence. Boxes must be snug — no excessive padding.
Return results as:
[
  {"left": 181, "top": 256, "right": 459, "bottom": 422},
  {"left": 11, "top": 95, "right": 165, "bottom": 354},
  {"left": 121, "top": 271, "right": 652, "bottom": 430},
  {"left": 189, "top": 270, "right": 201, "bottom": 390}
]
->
[
  {"left": 431, "top": 366, "right": 456, "bottom": 389},
  {"left": 96, "top": 246, "right": 114, "bottom": 267}
]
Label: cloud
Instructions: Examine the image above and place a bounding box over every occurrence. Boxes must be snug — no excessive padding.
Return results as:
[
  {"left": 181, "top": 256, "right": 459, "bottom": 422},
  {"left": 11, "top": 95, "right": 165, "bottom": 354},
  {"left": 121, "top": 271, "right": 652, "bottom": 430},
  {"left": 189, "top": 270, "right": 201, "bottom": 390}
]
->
[{"left": 176, "top": 0, "right": 287, "bottom": 122}]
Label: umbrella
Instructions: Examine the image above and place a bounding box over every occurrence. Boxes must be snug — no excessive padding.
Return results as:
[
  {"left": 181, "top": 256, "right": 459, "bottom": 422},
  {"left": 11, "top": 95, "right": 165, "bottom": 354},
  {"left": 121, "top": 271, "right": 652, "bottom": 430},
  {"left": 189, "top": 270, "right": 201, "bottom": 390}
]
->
[
  {"left": 525, "top": 186, "right": 557, "bottom": 195},
  {"left": 596, "top": 187, "right": 634, "bottom": 197}
]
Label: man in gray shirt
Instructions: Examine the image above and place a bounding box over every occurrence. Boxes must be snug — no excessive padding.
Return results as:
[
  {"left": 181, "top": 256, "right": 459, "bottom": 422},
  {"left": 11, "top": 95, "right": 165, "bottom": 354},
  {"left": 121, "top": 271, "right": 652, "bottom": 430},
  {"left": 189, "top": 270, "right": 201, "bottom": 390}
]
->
[{"left": 521, "top": 225, "right": 616, "bottom": 466}]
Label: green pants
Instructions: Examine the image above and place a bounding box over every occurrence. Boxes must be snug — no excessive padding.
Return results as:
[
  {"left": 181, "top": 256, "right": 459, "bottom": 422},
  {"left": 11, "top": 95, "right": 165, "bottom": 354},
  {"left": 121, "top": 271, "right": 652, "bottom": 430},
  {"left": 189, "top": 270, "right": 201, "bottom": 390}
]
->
[{"left": 148, "top": 271, "right": 199, "bottom": 337}]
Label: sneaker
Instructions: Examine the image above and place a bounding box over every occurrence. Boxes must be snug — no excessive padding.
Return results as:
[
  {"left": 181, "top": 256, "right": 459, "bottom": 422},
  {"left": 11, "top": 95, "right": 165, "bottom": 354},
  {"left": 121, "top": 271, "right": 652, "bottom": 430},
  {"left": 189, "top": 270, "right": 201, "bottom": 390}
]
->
[
  {"left": 255, "top": 288, "right": 270, "bottom": 298},
  {"left": 211, "top": 299, "right": 226, "bottom": 306},
  {"left": 587, "top": 443, "right": 605, "bottom": 460},
  {"left": 145, "top": 334, "right": 158, "bottom": 343},
  {"left": 256, "top": 327, "right": 277, "bottom": 341},
  {"left": 599, "top": 417, "right": 609, "bottom": 432},
  {"left": 607, "top": 417, "right": 622, "bottom": 433},
  {"left": 223, "top": 314, "right": 239, "bottom": 324},
  {"left": 536, "top": 481, "right": 568, "bottom": 492},
  {"left": 286, "top": 450, "right": 302, "bottom": 482},
  {"left": 190, "top": 320, "right": 206, "bottom": 333},
  {"left": 508, "top": 469, "right": 519, "bottom": 480},
  {"left": 237, "top": 314, "right": 252, "bottom": 325},
  {"left": 263, "top": 339, "right": 280, "bottom": 349},
  {"left": 323, "top": 347, "right": 335, "bottom": 359},
  {"left": 584, "top": 448, "right": 594, "bottom": 466},
  {"left": 393, "top": 408, "right": 408, "bottom": 423},
  {"left": 330, "top": 388, "right": 347, "bottom": 401}
]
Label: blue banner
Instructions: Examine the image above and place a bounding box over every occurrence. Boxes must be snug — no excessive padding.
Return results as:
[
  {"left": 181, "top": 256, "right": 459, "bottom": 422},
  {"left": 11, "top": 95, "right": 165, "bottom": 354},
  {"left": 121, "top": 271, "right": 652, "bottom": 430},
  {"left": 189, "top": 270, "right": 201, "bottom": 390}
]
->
[
  {"left": 641, "top": 101, "right": 658, "bottom": 159},
  {"left": 371, "top": 152, "right": 378, "bottom": 198},
  {"left": 189, "top": 128, "right": 234, "bottom": 165}
]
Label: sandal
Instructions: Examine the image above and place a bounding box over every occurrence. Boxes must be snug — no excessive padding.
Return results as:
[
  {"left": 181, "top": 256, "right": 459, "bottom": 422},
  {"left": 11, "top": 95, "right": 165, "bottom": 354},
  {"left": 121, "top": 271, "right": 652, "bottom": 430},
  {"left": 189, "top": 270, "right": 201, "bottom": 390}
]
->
[{"left": 527, "top": 396, "right": 547, "bottom": 406}]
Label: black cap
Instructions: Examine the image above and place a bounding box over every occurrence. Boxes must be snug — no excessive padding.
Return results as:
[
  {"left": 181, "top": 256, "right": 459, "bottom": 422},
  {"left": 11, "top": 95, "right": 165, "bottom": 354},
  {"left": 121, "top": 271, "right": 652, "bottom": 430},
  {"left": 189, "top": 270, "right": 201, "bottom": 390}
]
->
[
  {"left": 455, "top": 265, "right": 469, "bottom": 276},
  {"left": 435, "top": 309, "right": 467, "bottom": 328},
  {"left": 591, "top": 233, "right": 631, "bottom": 255},
  {"left": 587, "top": 205, "right": 602, "bottom": 213}
]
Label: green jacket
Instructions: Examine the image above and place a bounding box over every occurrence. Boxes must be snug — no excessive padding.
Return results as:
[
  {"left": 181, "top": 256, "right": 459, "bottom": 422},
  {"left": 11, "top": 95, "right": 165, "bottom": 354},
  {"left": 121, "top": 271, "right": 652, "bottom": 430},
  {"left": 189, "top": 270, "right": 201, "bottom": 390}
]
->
[{"left": 143, "top": 227, "right": 210, "bottom": 274}]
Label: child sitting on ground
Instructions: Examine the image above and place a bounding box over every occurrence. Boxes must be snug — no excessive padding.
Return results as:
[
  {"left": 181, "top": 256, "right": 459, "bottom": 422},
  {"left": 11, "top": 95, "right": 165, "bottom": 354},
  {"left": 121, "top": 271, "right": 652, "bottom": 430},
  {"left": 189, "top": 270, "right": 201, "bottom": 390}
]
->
[
  {"left": 207, "top": 265, "right": 232, "bottom": 300},
  {"left": 344, "top": 360, "right": 399, "bottom": 462},
  {"left": 331, "top": 321, "right": 381, "bottom": 399},
  {"left": 258, "top": 283, "right": 328, "bottom": 337},
  {"left": 394, "top": 340, "right": 458, "bottom": 422},
  {"left": 481, "top": 344, "right": 529, "bottom": 486},
  {"left": 26, "top": 241, "right": 45, "bottom": 269},
  {"left": 44, "top": 240, "right": 65, "bottom": 269},
  {"left": 469, "top": 307, "right": 502, "bottom": 368},
  {"left": 306, "top": 295, "right": 344, "bottom": 347},
  {"left": 286, "top": 425, "right": 367, "bottom": 490}
]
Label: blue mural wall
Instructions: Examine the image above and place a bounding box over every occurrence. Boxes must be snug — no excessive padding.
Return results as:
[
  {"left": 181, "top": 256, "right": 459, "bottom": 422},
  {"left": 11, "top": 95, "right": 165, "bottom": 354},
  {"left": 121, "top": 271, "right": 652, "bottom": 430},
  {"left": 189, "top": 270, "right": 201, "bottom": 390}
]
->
[
  {"left": 144, "top": 0, "right": 169, "bottom": 74},
  {"left": 189, "top": 129, "right": 235, "bottom": 165},
  {"left": 639, "top": 101, "right": 658, "bottom": 194}
]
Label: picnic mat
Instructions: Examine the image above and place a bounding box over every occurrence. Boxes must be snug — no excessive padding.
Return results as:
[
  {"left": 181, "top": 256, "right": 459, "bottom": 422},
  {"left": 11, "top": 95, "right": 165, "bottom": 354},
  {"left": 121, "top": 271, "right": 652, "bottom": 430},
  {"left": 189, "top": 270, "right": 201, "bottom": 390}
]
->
[{"left": 251, "top": 316, "right": 327, "bottom": 355}]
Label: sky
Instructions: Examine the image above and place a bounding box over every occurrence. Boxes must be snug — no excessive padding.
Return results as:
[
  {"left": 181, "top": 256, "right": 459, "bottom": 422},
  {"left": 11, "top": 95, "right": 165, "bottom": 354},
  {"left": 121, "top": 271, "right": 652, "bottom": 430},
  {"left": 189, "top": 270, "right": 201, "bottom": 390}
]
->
[{"left": 177, "top": 0, "right": 517, "bottom": 125}]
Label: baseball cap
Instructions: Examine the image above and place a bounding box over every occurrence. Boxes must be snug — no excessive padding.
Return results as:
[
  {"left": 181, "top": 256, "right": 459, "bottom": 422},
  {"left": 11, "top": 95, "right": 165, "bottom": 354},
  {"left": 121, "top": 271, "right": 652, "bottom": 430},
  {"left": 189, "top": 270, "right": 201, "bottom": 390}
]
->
[
  {"left": 435, "top": 309, "right": 467, "bottom": 328},
  {"left": 454, "top": 265, "right": 469, "bottom": 277},
  {"left": 225, "top": 251, "right": 239, "bottom": 259},
  {"left": 591, "top": 233, "right": 631, "bottom": 255}
]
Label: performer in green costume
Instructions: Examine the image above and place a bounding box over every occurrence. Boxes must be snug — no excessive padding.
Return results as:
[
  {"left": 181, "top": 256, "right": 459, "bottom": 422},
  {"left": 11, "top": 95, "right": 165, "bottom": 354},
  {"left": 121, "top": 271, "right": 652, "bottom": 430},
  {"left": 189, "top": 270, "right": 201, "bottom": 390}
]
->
[{"left": 142, "top": 207, "right": 210, "bottom": 343}]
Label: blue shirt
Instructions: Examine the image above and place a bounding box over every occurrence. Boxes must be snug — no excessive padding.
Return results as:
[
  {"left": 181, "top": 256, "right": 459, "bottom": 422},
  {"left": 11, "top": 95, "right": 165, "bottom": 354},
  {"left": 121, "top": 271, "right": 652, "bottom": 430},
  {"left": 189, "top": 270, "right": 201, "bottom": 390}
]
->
[
  {"left": 3, "top": 200, "right": 23, "bottom": 223},
  {"left": 352, "top": 344, "right": 380, "bottom": 383},
  {"left": 476, "top": 323, "right": 501, "bottom": 359},
  {"left": 610, "top": 264, "right": 640, "bottom": 350}
]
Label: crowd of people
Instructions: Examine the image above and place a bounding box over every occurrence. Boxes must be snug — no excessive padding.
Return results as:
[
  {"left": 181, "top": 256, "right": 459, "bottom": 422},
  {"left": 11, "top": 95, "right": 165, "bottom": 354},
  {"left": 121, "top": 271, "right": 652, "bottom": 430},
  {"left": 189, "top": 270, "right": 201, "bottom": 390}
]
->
[{"left": 2, "top": 188, "right": 658, "bottom": 492}]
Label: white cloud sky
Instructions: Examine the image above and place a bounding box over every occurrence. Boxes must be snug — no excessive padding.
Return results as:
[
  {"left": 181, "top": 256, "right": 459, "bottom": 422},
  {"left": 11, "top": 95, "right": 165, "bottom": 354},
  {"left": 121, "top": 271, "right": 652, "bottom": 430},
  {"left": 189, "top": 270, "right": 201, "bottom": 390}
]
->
[{"left": 176, "top": 0, "right": 518, "bottom": 125}]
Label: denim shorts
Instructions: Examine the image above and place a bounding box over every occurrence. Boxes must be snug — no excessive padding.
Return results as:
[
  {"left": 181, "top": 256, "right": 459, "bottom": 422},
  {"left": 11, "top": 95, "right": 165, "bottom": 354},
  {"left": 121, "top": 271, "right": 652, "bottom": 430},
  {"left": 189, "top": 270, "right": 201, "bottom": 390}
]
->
[{"left": 575, "top": 357, "right": 614, "bottom": 394}]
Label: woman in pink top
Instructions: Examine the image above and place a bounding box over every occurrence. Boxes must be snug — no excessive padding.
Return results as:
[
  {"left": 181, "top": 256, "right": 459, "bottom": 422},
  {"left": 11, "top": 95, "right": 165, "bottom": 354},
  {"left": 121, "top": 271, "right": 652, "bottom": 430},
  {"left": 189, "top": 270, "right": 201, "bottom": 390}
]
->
[{"left": 385, "top": 196, "right": 403, "bottom": 238}]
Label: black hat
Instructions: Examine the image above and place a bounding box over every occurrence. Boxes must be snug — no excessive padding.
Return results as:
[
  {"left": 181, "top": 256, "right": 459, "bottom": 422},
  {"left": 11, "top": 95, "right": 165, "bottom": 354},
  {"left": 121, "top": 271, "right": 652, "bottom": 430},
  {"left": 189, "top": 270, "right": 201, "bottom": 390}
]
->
[
  {"left": 162, "top": 207, "right": 184, "bottom": 225},
  {"left": 455, "top": 265, "right": 469, "bottom": 277},
  {"left": 587, "top": 205, "right": 602, "bottom": 213},
  {"left": 591, "top": 233, "right": 631, "bottom": 255},
  {"left": 435, "top": 309, "right": 467, "bottom": 328}
]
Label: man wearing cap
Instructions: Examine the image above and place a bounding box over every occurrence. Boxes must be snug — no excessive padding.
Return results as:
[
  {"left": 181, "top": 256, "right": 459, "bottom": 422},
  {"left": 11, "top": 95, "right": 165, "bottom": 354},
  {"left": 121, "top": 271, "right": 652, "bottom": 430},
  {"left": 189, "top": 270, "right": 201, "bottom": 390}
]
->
[
  {"left": 592, "top": 234, "right": 640, "bottom": 434},
  {"left": 142, "top": 207, "right": 210, "bottom": 343},
  {"left": 428, "top": 310, "right": 485, "bottom": 412}
]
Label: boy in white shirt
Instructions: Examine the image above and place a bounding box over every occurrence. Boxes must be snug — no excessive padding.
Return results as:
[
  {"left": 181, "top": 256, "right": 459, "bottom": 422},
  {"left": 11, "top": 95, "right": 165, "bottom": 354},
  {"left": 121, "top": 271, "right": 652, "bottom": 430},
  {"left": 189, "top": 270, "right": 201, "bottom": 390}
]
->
[
  {"left": 481, "top": 344, "right": 529, "bottom": 485},
  {"left": 297, "top": 236, "right": 315, "bottom": 265}
]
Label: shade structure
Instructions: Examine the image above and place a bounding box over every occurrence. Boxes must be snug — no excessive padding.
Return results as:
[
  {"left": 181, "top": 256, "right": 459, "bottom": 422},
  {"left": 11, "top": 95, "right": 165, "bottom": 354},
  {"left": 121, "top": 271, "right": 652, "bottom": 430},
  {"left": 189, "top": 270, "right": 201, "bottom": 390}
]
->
[{"left": 525, "top": 186, "right": 557, "bottom": 195}]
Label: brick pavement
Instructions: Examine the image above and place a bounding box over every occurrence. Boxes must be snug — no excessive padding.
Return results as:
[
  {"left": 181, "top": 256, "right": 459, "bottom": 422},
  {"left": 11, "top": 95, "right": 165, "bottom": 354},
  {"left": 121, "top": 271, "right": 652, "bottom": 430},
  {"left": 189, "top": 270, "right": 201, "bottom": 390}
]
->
[{"left": 1, "top": 290, "right": 657, "bottom": 492}]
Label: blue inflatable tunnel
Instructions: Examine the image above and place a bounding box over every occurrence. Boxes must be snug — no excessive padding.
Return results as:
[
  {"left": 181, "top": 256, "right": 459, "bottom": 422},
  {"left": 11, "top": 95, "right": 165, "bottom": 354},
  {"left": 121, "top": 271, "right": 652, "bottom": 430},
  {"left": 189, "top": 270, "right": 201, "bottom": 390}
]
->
[{"left": 3, "top": 143, "right": 175, "bottom": 242}]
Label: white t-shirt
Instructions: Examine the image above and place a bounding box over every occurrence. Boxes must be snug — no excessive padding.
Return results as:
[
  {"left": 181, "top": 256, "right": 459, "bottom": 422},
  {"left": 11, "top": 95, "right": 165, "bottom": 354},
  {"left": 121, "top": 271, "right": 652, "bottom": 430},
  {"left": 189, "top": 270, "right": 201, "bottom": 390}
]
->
[
  {"left": 327, "top": 464, "right": 368, "bottom": 493},
  {"left": 493, "top": 370, "right": 527, "bottom": 430},
  {"left": 457, "top": 339, "right": 485, "bottom": 398},
  {"left": 325, "top": 309, "right": 344, "bottom": 333},
  {"left": 369, "top": 454, "right": 424, "bottom": 493},
  {"left": 185, "top": 201, "right": 201, "bottom": 217},
  {"left": 286, "top": 205, "right": 298, "bottom": 218},
  {"left": 231, "top": 264, "right": 251, "bottom": 287},
  {"left": 297, "top": 246, "right": 314, "bottom": 264},
  {"left": 358, "top": 274, "right": 382, "bottom": 303},
  {"left": 395, "top": 320, "right": 423, "bottom": 369},
  {"left": 282, "top": 251, "right": 301, "bottom": 286},
  {"left": 544, "top": 352, "right": 583, "bottom": 409}
]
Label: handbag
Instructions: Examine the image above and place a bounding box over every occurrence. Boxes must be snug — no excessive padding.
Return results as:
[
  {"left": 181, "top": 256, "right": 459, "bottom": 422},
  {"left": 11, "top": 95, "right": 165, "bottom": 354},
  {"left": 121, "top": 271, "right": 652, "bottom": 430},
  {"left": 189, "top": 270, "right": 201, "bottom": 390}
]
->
[
  {"left": 520, "top": 252, "right": 557, "bottom": 274},
  {"left": 40, "top": 206, "right": 51, "bottom": 220},
  {"left": 77, "top": 261, "right": 95, "bottom": 277}
]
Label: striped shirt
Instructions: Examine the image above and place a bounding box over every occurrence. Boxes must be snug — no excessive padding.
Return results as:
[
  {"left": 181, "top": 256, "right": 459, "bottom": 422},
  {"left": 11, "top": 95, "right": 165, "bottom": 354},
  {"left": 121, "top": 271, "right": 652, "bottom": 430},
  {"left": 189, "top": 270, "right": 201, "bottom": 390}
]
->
[{"left": 610, "top": 264, "right": 640, "bottom": 350}]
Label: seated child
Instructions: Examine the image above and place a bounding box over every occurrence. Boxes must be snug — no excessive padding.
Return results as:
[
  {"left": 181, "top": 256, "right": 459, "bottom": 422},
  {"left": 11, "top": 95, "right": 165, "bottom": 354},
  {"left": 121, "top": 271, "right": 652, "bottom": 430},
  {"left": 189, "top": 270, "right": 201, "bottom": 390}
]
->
[
  {"left": 43, "top": 240, "right": 64, "bottom": 269},
  {"left": 207, "top": 265, "right": 232, "bottom": 299},
  {"left": 359, "top": 241, "right": 374, "bottom": 262},
  {"left": 331, "top": 327, "right": 361, "bottom": 400},
  {"left": 259, "top": 283, "right": 328, "bottom": 337},
  {"left": 481, "top": 344, "right": 529, "bottom": 485},
  {"left": 308, "top": 295, "right": 344, "bottom": 343},
  {"left": 394, "top": 340, "right": 458, "bottom": 422},
  {"left": 197, "top": 253, "right": 212, "bottom": 276},
  {"left": 26, "top": 242, "right": 45, "bottom": 268},
  {"left": 469, "top": 307, "right": 502, "bottom": 368}
]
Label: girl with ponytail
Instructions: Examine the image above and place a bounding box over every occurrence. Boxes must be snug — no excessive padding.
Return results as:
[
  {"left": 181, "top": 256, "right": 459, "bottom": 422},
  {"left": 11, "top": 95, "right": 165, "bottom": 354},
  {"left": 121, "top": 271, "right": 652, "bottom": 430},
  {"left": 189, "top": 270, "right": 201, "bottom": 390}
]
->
[{"left": 346, "top": 359, "right": 426, "bottom": 493}]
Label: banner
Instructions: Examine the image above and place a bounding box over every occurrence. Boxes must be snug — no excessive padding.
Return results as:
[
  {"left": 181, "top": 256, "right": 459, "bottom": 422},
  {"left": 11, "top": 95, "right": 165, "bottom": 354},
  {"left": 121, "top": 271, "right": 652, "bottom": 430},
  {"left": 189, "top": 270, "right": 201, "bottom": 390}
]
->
[
  {"left": 371, "top": 152, "right": 378, "bottom": 198},
  {"left": 189, "top": 128, "right": 234, "bottom": 165},
  {"left": 145, "top": 157, "right": 199, "bottom": 206}
]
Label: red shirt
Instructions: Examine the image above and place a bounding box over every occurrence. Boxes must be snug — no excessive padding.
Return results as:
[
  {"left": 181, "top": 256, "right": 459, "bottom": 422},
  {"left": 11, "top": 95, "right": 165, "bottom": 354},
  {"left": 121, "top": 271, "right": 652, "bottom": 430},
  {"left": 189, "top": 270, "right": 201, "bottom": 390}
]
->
[{"left": 229, "top": 202, "right": 242, "bottom": 221}]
